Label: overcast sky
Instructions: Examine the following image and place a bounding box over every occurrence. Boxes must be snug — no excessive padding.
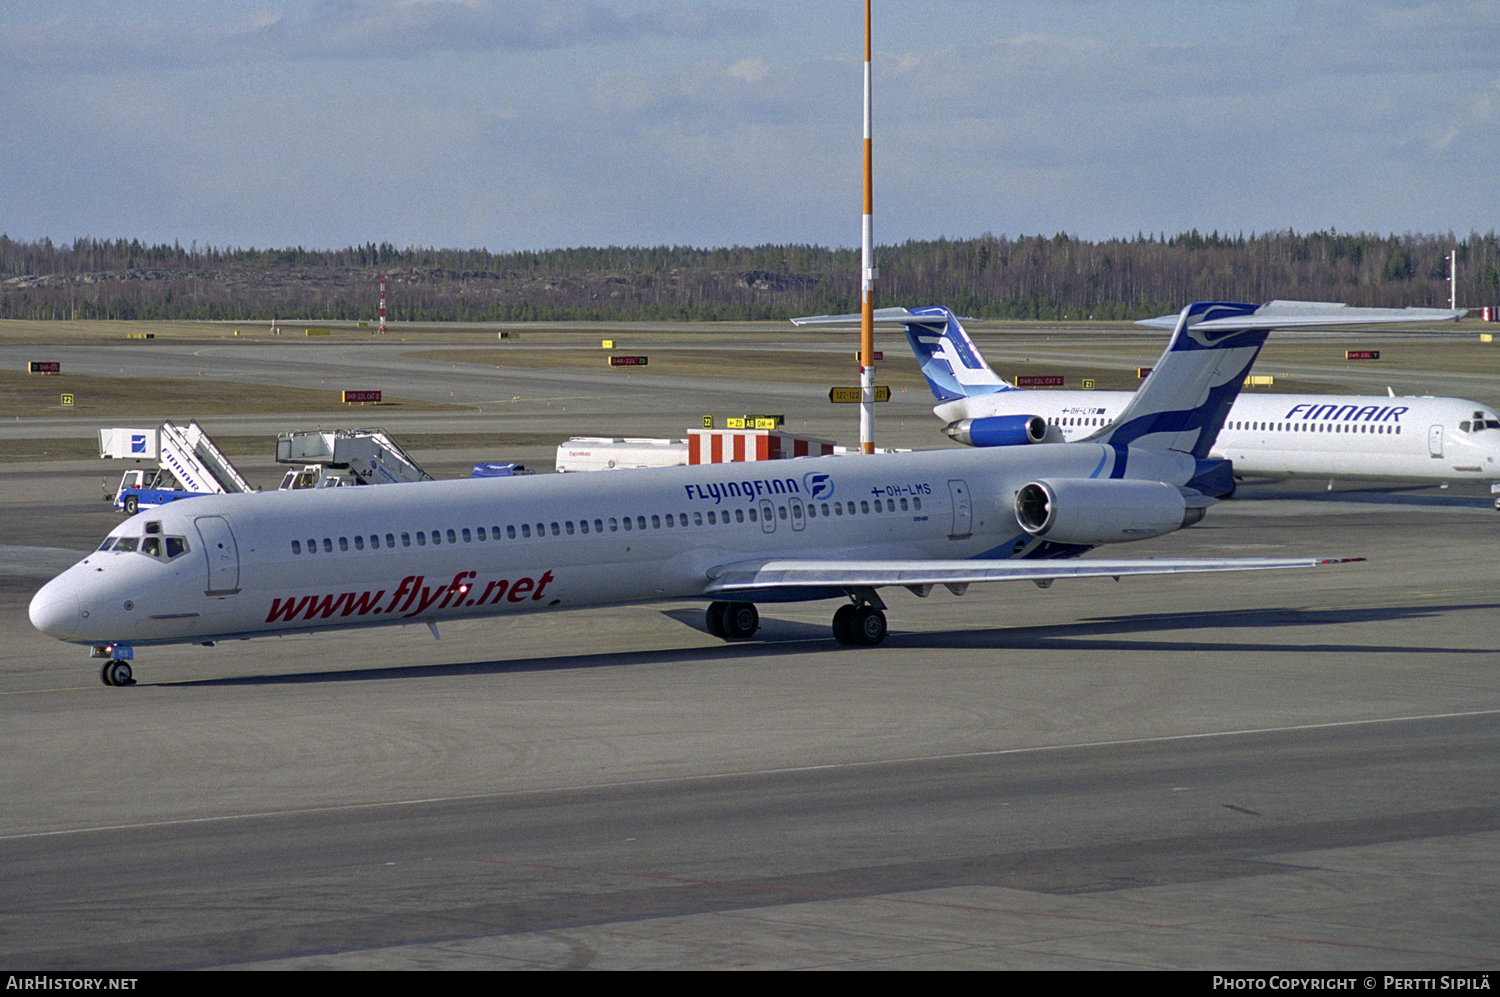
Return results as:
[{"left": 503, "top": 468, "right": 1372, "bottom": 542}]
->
[{"left": 4, "top": 1, "right": 1497, "bottom": 252}]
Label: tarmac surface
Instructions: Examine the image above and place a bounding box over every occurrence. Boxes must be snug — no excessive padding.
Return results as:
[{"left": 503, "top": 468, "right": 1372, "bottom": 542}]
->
[{"left": 1, "top": 321, "right": 1498, "bottom": 971}]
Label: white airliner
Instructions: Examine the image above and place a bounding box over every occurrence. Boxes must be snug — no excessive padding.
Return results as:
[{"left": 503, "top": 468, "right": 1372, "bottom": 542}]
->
[
  {"left": 34, "top": 299, "right": 1417, "bottom": 687},
  {"left": 849, "top": 303, "right": 1495, "bottom": 492}
]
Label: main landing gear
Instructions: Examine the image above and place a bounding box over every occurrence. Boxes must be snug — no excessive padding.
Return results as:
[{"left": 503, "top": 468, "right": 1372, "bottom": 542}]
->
[
  {"left": 832, "top": 589, "right": 887, "bottom": 646},
  {"left": 706, "top": 600, "right": 760, "bottom": 640},
  {"left": 100, "top": 659, "right": 135, "bottom": 687},
  {"left": 832, "top": 603, "right": 887, "bottom": 646},
  {"left": 705, "top": 590, "right": 888, "bottom": 647}
]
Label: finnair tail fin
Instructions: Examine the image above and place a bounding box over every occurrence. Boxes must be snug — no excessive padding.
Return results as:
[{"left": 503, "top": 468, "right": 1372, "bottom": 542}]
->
[
  {"left": 792, "top": 306, "right": 1007, "bottom": 401},
  {"left": 895, "top": 306, "right": 1010, "bottom": 401},
  {"left": 1098, "top": 300, "right": 1466, "bottom": 458}
]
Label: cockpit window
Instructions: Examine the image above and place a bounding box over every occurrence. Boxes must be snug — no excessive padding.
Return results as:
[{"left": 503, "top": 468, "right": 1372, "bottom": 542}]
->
[{"left": 97, "top": 532, "right": 189, "bottom": 561}]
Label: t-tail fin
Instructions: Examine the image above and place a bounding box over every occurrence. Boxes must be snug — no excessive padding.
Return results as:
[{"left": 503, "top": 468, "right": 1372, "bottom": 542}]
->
[
  {"left": 1097, "top": 299, "right": 1467, "bottom": 457},
  {"left": 897, "top": 306, "right": 1009, "bottom": 401},
  {"left": 1093, "top": 301, "right": 1264, "bottom": 457},
  {"left": 791, "top": 305, "right": 1009, "bottom": 402}
]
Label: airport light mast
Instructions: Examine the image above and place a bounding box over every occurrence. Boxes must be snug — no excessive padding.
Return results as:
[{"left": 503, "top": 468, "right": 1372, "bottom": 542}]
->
[
  {"left": 859, "top": 0, "right": 877, "bottom": 454},
  {"left": 1451, "top": 249, "right": 1458, "bottom": 311}
]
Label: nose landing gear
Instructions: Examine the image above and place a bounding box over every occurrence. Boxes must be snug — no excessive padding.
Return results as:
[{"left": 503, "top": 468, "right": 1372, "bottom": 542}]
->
[
  {"left": 100, "top": 659, "right": 135, "bottom": 687},
  {"left": 91, "top": 645, "right": 136, "bottom": 687}
]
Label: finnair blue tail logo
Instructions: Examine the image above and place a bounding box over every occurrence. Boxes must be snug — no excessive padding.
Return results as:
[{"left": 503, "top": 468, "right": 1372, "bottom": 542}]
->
[
  {"left": 902, "top": 307, "right": 1007, "bottom": 401},
  {"left": 803, "top": 472, "right": 834, "bottom": 501},
  {"left": 131, "top": 435, "right": 147, "bottom": 454}
]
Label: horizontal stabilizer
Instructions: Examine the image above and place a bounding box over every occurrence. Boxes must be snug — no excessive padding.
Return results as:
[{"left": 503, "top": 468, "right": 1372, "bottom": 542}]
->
[
  {"left": 791, "top": 307, "right": 951, "bottom": 328},
  {"left": 1136, "top": 300, "right": 1467, "bottom": 331},
  {"left": 705, "top": 556, "right": 1362, "bottom": 593}
]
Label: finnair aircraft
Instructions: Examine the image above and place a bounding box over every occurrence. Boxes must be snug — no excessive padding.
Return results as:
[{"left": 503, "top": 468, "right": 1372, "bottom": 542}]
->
[
  {"left": 858, "top": 303, "right": 1494, "bottom": 493},
  {"left": 35, "top": 300, "right": 1379, "bottom": 687}
]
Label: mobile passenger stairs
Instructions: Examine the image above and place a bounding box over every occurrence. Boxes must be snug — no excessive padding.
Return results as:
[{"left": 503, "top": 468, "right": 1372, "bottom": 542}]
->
[
  {"left": 274, "top": 428, "right": 434, "bottom": 489},
  {"left": 99, "top": 421, "right": 257, "bottom": 514}
]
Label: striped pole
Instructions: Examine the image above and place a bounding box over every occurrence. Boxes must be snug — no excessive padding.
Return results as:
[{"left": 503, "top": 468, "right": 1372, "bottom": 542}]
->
[
  {"left": 379, "top": 274, "right": 387, "bottom": 334},
  {"left": 859, "top": 0, "right": 877, "bottom": 454}
]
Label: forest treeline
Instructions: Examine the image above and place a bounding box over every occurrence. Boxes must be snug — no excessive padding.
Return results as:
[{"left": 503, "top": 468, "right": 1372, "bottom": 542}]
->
[{"left": 2, "top": 230, "right": 1496, "bottom": 323}]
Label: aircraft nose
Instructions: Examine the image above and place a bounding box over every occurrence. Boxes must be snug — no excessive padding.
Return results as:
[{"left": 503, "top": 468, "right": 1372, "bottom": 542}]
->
[{"left": 29, "top": 580, "right": 80, "bottom": 640}]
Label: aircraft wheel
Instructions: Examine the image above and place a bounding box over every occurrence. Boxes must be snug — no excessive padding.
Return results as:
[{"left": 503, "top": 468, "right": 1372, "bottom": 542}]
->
[
  {"left": 123, "top": 495, "right": 138, "bottom": 515},
  {"left": 853, "top": 606, "right": 887, "bottom": 646},
  {"left": 720, "top": 602, "right": 759, "bottom": 640},
  {"left": 705, "top": 601, "right": 728, "bottom": 639},
  {"left": 832, "top": 604, "right": 857, "bottom": 645},
  {"left": 101, "top": 660, "right": 134, "bottom": 687}
]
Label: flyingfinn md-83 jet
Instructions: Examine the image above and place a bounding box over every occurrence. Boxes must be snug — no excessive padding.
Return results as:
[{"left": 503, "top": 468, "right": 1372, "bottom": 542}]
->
[
  {"left": 33, "top": 300, "right": 1419, "bottom": 687},
  {"left": 838, "top": 303, "right": 1490, "bottom": 494}
]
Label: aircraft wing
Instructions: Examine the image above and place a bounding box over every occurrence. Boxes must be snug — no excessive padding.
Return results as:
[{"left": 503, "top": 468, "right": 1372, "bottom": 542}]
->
[
  {"left": 1136, "top": 300, "right": 1466, "bottom": 331},
  {"left": 704, "top": 556, "right": 1363, "bottom": 593}
]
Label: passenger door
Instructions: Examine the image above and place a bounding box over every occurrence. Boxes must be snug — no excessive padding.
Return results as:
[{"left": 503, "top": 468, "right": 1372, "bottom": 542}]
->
[
  {"left": 947, "top": 479, "right": 972, "bottom": 539},
  {"left": 194, "top": 516, "right": 241, "bottom": 595}
]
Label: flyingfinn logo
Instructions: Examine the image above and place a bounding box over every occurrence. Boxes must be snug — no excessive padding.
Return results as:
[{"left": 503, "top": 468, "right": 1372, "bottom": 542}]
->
[
  {"left": 683, "top": 476, "right": 802, "bottom": 505},
  {"left": 803, "top": 471, "right": 834, "bottom": 501}
]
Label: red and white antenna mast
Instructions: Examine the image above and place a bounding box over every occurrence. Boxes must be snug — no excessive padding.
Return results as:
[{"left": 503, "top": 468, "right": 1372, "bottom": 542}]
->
[
  {"left": 1450, "top": 249, "right": 1458, "bottom": 311},
  {"left": 858, "top": 0, "right": 877, "bottom": 454}
]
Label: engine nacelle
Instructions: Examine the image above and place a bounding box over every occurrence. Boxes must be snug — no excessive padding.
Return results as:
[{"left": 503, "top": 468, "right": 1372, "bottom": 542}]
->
[
  {"left": 944, "top": 414, "right": 1048, "bottom": 448},
  {"left": 1014, "top": 478, "right": 1201, "bottom": 545}
]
